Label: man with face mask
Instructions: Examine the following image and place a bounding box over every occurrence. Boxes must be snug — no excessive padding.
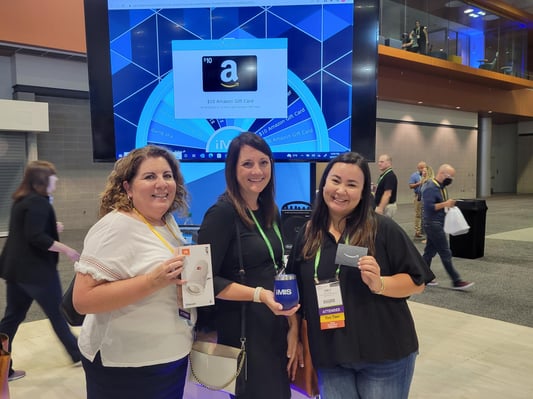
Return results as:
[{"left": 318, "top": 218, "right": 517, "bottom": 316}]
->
[{"left": 421, "top": 164, "right": 474, "bottom": 290}]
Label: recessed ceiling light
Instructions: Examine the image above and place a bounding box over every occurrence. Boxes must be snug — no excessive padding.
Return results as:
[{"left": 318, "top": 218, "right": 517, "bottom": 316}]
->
[
  {"left": 464, "top": 8, "right": 474, "bottom": 14},
  {"left": 445, "top": 1, "right": 463, "bottom": 7},
  {"left": 456, "top": 106, "right": 461, "bottom": 109},
  {"left": 417, "top": 101, "right": 423, "bottom": 104}
]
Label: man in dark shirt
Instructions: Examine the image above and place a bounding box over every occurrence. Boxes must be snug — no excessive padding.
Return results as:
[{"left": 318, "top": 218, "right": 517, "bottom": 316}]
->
[
  {"left": 413, "top": 20, "right": 428, "bottom": 55},
  {"left": 422, "top": 164, "right": 474, "bottom": 290},
  {"left": 374, "top": 154, "right": 398, "bottom": 218}
]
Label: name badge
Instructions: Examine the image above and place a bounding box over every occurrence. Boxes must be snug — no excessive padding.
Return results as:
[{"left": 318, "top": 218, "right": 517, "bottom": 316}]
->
[{"left": 315, "top": 281, "right": 345, "bottom": 330}]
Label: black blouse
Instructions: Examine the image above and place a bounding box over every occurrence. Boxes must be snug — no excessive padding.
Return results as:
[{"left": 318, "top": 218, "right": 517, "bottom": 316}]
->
[{"left": 286, "top": 214, "right": 434, "bottom": 368}]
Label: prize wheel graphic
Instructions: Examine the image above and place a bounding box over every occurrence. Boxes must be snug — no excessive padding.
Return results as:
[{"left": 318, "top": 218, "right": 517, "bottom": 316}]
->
[{"left": 136, "top": 70, "right": 329, "bottom": 158}]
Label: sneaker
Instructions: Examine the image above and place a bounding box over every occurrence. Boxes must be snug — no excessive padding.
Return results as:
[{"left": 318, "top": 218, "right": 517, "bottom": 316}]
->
[
  {"left": 452, "top": 280, "right": 475, "bottom": 290},
  {"left": 427, "top": 279, "right": 439, "bottom": 286},
  {"left": 8, "top": 369, "right": 26, "bottom": 381}
]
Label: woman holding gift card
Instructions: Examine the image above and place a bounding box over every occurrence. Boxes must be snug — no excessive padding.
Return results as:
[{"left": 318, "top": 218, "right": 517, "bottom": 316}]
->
[
  {"left": 286, "top": 152, "right": 434, "bottom": 399},
  {"left": 72, "top": 145, "right": 193, "bottom": 399},
  {"left": 197, "top": 132, "right": 300, "bottom": 399}
]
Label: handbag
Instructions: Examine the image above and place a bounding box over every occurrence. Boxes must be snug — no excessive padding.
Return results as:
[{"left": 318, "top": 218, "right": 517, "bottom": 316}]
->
[
  {"left": 0, "top": 333, "right": 11, "bottom": 399},
  {"left": 444, "top": 206, "right": 470, "bottom": 236},
  {"left": 291, "top": 319, "right": 319, "bottom": 398},
  {"left": 60, "top": 276, "right": 85, "bottom": 327},
  {"left": 188, "top": 219, "right": 247, "bottom": 395},
  {"left": 188, "top": 340, "right": 246, "bottom": 395}
]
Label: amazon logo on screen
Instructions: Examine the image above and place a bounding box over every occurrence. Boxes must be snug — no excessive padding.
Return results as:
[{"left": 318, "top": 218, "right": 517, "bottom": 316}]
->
[{"left": 202, "top": 55, "right": 257, "bottom": 92}]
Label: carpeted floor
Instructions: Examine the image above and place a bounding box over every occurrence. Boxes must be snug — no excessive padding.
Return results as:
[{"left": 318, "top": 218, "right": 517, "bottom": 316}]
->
[{"left": 1, "top": 194, "right": 532, "bottom": 327}]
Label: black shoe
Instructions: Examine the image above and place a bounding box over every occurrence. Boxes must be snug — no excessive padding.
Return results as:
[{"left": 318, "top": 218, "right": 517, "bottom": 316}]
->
[
  {"left": 8, "top": 369, "right": 26, "bottom": 381},
  {"left": 452, "top": 280, "right": 474, "bottom": 290}
]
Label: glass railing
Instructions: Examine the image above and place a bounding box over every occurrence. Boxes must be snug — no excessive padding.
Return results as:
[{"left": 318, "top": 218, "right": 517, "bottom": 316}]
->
[{"left": 380, "top": 0, "right": 530, "bottom": 80}]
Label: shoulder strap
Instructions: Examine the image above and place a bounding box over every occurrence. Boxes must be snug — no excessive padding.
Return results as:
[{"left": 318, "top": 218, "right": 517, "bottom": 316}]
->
[{"left": 235, "top": 221, "right": 247, "bottom": 347}]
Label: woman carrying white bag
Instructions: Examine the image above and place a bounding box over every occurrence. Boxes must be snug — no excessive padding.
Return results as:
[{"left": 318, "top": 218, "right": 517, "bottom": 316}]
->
[{"left": 421, "top": 164, "right": 475, "bottom": 290}]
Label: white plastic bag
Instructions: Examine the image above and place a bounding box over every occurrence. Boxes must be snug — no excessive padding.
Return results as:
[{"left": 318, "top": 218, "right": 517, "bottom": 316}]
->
[{"left": 444, "top": 206, "right": 470, "bottom": 236}]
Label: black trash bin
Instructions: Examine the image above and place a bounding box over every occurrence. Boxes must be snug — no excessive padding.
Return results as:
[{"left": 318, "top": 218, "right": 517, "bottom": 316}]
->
[{"left": 449, "top": 199, "right": 488, "bottom": 259}]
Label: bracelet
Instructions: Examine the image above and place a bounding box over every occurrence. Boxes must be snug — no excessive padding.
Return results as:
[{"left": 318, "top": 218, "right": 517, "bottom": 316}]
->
[
  {"left": 373, "top": 277, "right": 385, "bottom": 295},
  {"left": 253, "top": 286, "right": 263, "bottom": 303}
]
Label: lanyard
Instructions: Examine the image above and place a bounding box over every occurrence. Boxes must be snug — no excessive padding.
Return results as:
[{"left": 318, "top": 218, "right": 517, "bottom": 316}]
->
[
  {"left": 377, "top": 168, "right": 392, "bottom": 186},
  {"left": 248, "top": 210, "right": 284, "bottom": 270},
  {"left": 133, "top": 208, "right": 180, "bottom": 253},
  {"left": 313, "top": 236, "right": 349, "bottom": 283},
  {"left": 432, "top": 179, "right": 448, "bottom": 201}
]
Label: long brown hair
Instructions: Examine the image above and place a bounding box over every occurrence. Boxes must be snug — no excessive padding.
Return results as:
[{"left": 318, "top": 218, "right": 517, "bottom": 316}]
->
[
  {"left": 12, "top": 160, "right": 57, "bottom": 201},
  {"left": 302, "top": 152, "right": 377, "bottom": 259},
  {"left": 99, "top": 145, "right": 189, "bottom": 218},
  {"left": 223, "top": 132, "right": 277, "bottom": 228}
]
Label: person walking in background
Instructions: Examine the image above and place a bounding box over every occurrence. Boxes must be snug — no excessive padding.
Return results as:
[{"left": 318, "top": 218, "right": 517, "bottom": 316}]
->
[
  {"left": 197, "top": 132, "right": 300, "bottom": 399},
  {"left": 73, "top": 146, "right": 193, "bottom": 399},
  {"left": 422, "top": 164, "right": 474, "bottom": 290},
  {"left": 0, "top": 161, "right": 81, "bottom": 382},
  {"left": 374, "top": 154, "right": 398, "bottom": 218},
  {"left": 419, "top": 164, "right": 435, "bottom": 244},
  {"left": 286, "top": 152, "right": 434, "bottom": 399},
  {"left": 409, "top": 161, "right": 427, "bottom": 239}
]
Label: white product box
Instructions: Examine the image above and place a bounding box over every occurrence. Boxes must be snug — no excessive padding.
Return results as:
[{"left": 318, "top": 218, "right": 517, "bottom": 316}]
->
[{"left": 177, "top": 244, "right": 215, "bottom": 308}]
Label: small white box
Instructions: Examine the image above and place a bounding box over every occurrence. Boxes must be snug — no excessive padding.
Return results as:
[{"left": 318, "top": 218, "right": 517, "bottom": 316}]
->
[{"left": 177, "top": 244, "right": 215, "bottom": 308}]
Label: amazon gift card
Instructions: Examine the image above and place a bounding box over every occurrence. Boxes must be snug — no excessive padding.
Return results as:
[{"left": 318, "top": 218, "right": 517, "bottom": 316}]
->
[{"left": 335, "top": 244, "right": 368, "bottom": 268}]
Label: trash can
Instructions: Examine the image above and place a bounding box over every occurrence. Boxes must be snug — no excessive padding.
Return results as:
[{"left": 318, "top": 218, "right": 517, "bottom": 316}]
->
[{"left": 449, "top": 199, "right": 488, "bottom": 259}]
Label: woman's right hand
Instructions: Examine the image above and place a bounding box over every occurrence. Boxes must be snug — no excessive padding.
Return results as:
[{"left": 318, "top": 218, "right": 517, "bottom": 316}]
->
[{"left": 146, "top": 255, "right": 186, "bottom": 289}]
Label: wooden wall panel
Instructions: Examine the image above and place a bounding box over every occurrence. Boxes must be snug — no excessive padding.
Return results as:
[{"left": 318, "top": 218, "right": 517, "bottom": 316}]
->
[{"left": 0, "top": 0, "right": 85, "bottom": 54}]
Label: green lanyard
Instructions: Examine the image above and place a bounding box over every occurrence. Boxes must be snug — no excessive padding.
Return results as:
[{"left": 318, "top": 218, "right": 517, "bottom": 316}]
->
[
  {"left": 248, "top": 210, "right": 284, "bottom": 270},
  {"left": 313, "top": 236, "right": 349, "bottom": 283},
  {"left": 377, "top": 168, "right": 392, "bottom": 186}
]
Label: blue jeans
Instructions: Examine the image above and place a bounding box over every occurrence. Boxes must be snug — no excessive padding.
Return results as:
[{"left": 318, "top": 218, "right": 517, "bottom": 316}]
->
[
  {"left": 318, "top": 351, "right": 417, "bottom": 399},
  {"left": 422, "top": 221, "right": 461, "bottom": 283}
]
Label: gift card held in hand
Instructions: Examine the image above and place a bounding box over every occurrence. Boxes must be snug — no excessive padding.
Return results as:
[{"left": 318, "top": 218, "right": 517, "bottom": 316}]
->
[{"left": 335, "top": 244, "right": 368, "bottom": 267}]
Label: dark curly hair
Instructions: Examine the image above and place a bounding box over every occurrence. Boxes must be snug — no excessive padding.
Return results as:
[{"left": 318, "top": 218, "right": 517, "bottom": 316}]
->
[{"left": 99, "top": 145, "right": 189, "bottom": 218}]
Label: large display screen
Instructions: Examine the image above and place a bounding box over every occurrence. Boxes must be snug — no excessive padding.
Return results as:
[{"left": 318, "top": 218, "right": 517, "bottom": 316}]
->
[{"left": 85, "top": 0, "right": 376, "bottom": 162}]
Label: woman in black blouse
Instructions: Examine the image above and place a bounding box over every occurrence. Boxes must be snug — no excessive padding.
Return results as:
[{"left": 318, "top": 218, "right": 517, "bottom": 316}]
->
[
  {"left": 0, "top": 161, "right": 81, "bottom": 381},
  {"left": 197, "top": 132, "right": 299, "bottom": 399},
  {"left": 286, "top": 152, "right": 434, "bottom": 399}
]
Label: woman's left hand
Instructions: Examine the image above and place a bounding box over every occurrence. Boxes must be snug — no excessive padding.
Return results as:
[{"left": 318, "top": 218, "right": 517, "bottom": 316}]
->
[
  {"left": 358, "top": 255, "right": 383, "bottom": 293},
  {"left": 260, "top": 289, "right": 300, "bottom": 316},
  {"left": 286, "top": 323, "right": 302, "bottom": 380}
]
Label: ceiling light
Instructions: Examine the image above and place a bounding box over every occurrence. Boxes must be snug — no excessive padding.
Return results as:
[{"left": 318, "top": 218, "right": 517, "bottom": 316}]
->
[{"left": 464, "top": 8, "right": 474, "bottom": 14}]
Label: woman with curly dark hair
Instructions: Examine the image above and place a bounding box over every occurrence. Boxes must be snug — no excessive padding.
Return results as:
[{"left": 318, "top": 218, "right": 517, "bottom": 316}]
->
[{"left": 73, "top": 145, "right": 193, "bottom": 399}]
